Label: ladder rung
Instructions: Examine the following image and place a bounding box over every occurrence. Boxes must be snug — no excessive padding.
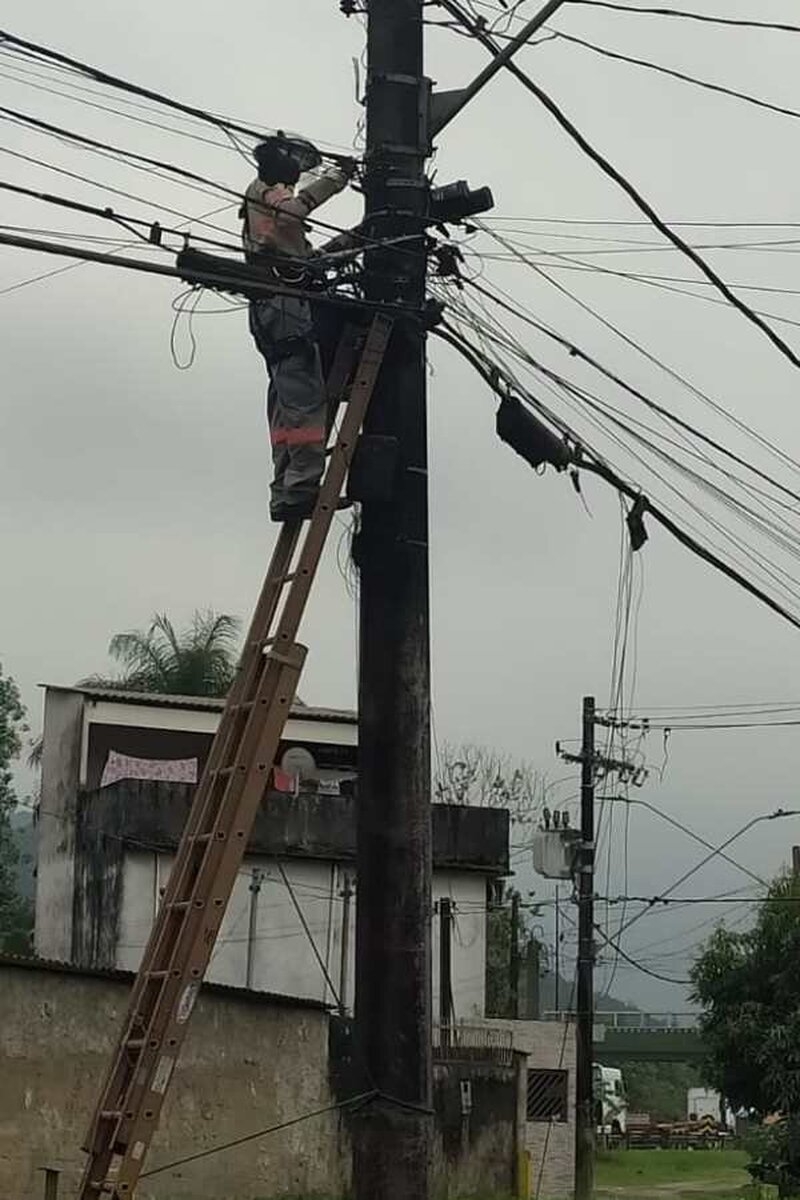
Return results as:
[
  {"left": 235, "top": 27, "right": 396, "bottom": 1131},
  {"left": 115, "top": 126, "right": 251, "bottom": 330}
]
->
[
  {"left": 266, "top": 571, "right": 296, "bottom": 588},
  {"left": 264, "top": 650, "right": 300, "bottom": 667},
  {"left": 146, "top": 970, "right": 170, "bottom": 979},
  {"left": 190, "top": 833, "right": 213, "bottom": 844},
  {"left": 99, "top": 1110, "right": 122, "bottom": 1120},
  {"left": 126, "top": 1038, "right": 146, "bottom": 1050},
  {"left": 165, "top": 900, "right": 191, "bottom": 911}
]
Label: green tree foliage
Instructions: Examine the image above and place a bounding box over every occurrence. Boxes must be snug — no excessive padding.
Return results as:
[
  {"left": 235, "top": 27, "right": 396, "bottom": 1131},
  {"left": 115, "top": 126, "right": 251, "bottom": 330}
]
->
[
  {"left": 691, "top": 870, "right": 800, "bottom": 1118},
  {"left": 84, "top": 610, "right": 241, "bottom": 697},
  {"left": 611, "top": 1060, "right": 702, "bottom": 1122},
  {"left": 486, "top": 894, "right": 517, "bottom": 1018},
  {"left": 485, "top": 887, "right": 542, "bottom": 1017},
  {"left": 0, "top": 663, "right": 33, "bottom": 954}
]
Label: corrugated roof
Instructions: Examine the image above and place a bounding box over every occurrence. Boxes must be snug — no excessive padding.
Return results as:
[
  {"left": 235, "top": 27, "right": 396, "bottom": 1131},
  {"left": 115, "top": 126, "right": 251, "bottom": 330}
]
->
[
  {"left": 43, "top": 683, "right": 357, "bottom": 724},
  {"left": 0, "top": 953, "right": 331, "bottom": 1010}
]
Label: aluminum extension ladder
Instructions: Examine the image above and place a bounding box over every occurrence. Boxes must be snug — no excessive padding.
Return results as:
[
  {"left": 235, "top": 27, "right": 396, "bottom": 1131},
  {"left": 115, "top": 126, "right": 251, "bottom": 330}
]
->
[{"left": 77, "top": 312, "right": 392, "bottom": 1198}]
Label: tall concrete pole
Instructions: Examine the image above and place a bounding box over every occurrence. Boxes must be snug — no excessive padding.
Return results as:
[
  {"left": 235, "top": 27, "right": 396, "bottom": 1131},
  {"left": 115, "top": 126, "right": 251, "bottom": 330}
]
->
[
  {"left": 575, "top": 696, "right": 596, "bottom": 1200},
  {"left": 354, "top": 3, "right": 432, "bottom": 1200}
]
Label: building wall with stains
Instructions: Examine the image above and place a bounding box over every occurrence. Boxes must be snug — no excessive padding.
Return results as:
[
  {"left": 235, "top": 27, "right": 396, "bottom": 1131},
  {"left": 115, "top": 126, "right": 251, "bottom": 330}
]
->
[
  {"left": 478, "top": 1018, "right": 577, "bottom": 1200},
  {"left": 0, "top": 960, "right": 345, "bottom": 1200},
  {"left": 35, "top": 690, "right": 84, "bottom": 961},
  {"left": 2, "top": 961, "right": 527, "bottom": 1200},
  {"left": 51, "top": 777, "right": 505, "bottom": 1019}
]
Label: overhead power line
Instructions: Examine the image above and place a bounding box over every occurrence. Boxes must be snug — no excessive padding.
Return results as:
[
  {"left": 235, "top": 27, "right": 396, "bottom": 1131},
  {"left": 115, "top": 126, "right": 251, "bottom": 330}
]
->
[
  {"left": 0, "top": 228, "right": 412, "bottom": 318},
  {"left": 0, "top": 55, "right": 239, "bottom": 150},
  {"left": 484, "top": 216, "right": 800, "bottom": 229},
  {"left": 464, "top": 274, "right": 800, "bottom": 511},
  {"left": 0, "top": 144, "right": 242, "bottom": 237},
  {"left": 0, "top": 27, "right": 352, "bottom": 165},
  {"left": 434, "top": 322, "right": 800, "bottom": 634},
  {"left": 547, "top": 31, "right": 800, "bottom": 124},
  {"left": 600, "top": 894, "right": 800, "bottom": 906},
  {"left": 435, "top": 0, "right": 800, "bottom": 374},
  {"left": 471, "top": 224, "right": 800, "bottom": 484},
  {"left": 628, "top": 718, "right": 800, "bottom": 731},
  {"left": 498, "top": 248, "right": 800, "bottom": 334},
  {"left": 567, "top": 2, "right": 800, "bottom": 35},
  {"left": 593, "top": 923, "right": 690, "bottom": 985},
  {"left": 0, "top": 104, "right": 240, "bottom": 198},
  {"left": 477, "top": 229, "right": 800, "bottom": 258},
  {"left": 609, "top": 796, "right": 766, "bottom": 888},
  {"left": 0, "top": 178, "right": 242, "bottom": 255},
  {"left": 447, "top": 279, "right": 800, "bottom": 585},
  {"left": 446, "top": 288, "right": 800, "bottom": 605},
  {"left": 612, "top": 808, "right": 800, "bottom": 944},
  {"left": 0, "top": 111, "right": 363, "bottom": 247}
]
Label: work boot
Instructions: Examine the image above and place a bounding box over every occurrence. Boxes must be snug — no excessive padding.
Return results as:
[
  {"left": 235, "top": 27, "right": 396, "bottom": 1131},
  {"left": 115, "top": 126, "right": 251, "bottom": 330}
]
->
[{"left": 270, "top": 495, "right": 352, "bottom": 523}]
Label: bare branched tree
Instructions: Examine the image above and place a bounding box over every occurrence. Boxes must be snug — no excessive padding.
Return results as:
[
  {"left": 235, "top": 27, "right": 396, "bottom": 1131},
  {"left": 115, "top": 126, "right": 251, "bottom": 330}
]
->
[{"left": 434, "top": 741, "right": 545, "bottom": 833}]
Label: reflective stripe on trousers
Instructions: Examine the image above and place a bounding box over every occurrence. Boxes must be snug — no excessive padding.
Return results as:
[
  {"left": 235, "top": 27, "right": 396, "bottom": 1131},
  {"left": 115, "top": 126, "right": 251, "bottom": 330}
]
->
[{"left": 249, "top": 294, "right": 327, "bottom": 510}]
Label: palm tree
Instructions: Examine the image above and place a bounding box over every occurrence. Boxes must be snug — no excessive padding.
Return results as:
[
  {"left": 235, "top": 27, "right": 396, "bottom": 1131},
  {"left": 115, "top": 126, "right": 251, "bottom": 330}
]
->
[{"left": 82, "top": 610, "right": 241, "bottom": 697}]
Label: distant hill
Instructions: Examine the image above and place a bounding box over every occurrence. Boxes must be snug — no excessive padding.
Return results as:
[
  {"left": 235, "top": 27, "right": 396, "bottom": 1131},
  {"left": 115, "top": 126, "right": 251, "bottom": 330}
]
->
[{"left": 539, "top": 970, "right": 640, "bottom": 1016}]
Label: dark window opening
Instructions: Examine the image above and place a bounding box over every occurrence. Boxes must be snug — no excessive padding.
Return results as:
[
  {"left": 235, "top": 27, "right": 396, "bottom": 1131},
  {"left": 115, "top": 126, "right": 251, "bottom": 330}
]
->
[{"left": 527, "top": 1068, "right": 568, "bottom": 1122}]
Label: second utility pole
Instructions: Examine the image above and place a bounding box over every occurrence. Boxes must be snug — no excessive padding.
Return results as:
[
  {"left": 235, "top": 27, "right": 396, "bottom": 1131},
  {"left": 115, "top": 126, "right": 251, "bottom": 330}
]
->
[
  {"left": 575, "top": 696, "right": 596, "bottom": 1200},
  {"left": 355, "top": 3, "right": 432, "bottom": 1200}
]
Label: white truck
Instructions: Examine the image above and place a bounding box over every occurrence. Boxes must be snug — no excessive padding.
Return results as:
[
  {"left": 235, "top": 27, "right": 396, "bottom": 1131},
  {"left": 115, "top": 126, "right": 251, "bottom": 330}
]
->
[
  {"left": 594, "top": 1064, "right": 628, "bottom": 1135},
  {"left": 688, "top": 1087, "right": 735, "bottom": 1129}
]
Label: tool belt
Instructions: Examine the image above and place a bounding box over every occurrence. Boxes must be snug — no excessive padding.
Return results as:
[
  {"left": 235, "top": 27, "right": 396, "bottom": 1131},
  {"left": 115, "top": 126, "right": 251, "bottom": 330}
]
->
[{"left": 245, "top": 248, "right": 325, "bottom": 290}]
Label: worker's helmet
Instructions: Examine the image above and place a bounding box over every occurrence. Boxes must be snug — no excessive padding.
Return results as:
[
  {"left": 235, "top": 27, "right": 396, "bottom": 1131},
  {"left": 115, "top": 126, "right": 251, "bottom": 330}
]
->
[
  {"left": 253, "top": 140, "right": 300, "bottom": 186},
  {"left": 253, "top": 133, "right": 323, "bottom": 186}
]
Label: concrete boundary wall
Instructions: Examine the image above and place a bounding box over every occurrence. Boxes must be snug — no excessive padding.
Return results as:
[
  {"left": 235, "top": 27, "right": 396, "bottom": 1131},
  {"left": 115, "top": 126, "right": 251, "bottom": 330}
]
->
[
  {"left": 0, "top": 960, "right": 343, "bottom": 1200},
  {"left": 1, "top": 960, "right": 523, "bottom": 1200}
]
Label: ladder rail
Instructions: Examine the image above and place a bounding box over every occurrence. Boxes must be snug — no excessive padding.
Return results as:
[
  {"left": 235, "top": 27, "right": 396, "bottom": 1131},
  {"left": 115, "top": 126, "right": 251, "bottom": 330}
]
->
[
  {"left": 77, "top": 313, "right": 392, "bottom": 1199},
  {"left": 110, "top": 652, "right": 306, "bottom": 1175},
  {"left": 79, "top": 530, "right": 305, "bottom": 1177},
  {"left": 79, "top": 530, "right": 301, "bottom": 1159},
  {"left": 79, "top": 324, "right": 368, "bottom": 1166}
]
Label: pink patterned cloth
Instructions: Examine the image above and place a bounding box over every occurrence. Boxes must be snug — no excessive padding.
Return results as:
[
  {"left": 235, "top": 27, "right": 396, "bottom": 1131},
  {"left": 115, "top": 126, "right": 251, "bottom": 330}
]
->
[{"left": 100, "top": 751, "right": 198, "bottom": 788}]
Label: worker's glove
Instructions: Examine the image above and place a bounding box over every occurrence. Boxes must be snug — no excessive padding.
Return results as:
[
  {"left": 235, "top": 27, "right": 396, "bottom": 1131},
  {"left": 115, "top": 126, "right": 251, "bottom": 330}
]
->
[
  {"left": 297, "top": 162, "right": 356, "bottom": 212},
  {"left": 323, "top": 163, "right": 352, "bottom": 193}
]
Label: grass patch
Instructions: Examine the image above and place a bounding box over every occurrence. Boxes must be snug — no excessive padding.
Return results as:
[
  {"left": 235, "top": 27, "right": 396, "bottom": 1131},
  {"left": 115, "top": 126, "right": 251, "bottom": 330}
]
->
[{"left": 595, "top": 1147, "right": 751, "bottom": 1198}]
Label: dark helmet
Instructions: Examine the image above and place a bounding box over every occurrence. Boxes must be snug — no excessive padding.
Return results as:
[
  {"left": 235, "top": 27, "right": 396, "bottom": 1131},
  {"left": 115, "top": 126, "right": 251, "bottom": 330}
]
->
[
  {"left": 253, "top": 132, "right": 323, "bottom": 184},
  {"left": 253, "top": 139, "right": 301, "bottom": 186}
]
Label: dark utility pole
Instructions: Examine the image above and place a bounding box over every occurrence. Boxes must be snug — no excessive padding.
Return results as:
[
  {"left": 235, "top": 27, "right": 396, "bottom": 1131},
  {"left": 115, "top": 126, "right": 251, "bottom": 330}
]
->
[
  {"left": 509, "top": 892, "right": 521, "bottom": 1019},
  {"left": 355, "top": 3, "right": 432, "bottom": 1200},
  {"left": 439, "top": 897, "right": 453, "bottom": 1039},
  {"left": 339, "top": 874, "right": 354, "bottom": 1017},
  {"left": 575, "top": 696, "right": 596, "bottom": 1200},
  {"left": 524, "top": 937, "right": 542, "bottom": 1020},
  {"left": 245, "top": 867, "right": 263, "bottom": 990},
  {"left": 554, "top": 884, "right": 561, "bottom": 1014}
]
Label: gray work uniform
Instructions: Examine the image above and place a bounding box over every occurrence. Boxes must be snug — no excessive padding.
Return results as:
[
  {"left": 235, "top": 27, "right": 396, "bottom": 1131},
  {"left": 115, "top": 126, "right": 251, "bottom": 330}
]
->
[
  {"left": 242, "top": 169, "right": 347, "bottom": 514},
  {"left": 247, "top": 293, "right": 327, "bottom": 511}
]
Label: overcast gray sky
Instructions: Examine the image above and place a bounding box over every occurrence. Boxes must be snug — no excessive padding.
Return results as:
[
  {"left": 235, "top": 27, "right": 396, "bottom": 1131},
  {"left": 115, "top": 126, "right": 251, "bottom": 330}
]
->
[{"left": 3, "top": 0, "right": 800, "bottom": 1008}]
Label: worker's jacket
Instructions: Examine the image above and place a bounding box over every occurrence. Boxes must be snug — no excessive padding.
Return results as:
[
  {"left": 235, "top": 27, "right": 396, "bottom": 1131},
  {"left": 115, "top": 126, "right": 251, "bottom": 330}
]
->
[{"left": 242, "top": 167, "right": 348, "bottom": 261}]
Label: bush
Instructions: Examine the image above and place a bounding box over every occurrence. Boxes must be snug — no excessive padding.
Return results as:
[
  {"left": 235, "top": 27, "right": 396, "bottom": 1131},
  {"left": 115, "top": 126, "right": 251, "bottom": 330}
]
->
[{"left": 745, "top": 1122, "right": 800, "bottom": 1198}]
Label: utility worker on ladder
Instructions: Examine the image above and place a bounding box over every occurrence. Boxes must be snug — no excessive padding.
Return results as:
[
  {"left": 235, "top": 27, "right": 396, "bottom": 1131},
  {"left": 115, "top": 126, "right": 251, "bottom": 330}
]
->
[{"left": 243, "top": 137, "right": 354, "bottom": 522}]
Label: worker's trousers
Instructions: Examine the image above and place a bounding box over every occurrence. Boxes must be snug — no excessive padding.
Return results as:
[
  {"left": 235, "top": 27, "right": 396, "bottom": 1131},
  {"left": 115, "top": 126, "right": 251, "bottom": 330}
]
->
[{"left": 248, "top": 293, "right": 327, "bottom": 513}]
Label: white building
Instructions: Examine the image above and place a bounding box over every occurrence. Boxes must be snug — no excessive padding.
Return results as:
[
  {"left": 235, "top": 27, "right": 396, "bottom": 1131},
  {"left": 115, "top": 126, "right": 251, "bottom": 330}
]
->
[{"left": 35, "top": 685, "right": 510, "bottom": 1019}]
